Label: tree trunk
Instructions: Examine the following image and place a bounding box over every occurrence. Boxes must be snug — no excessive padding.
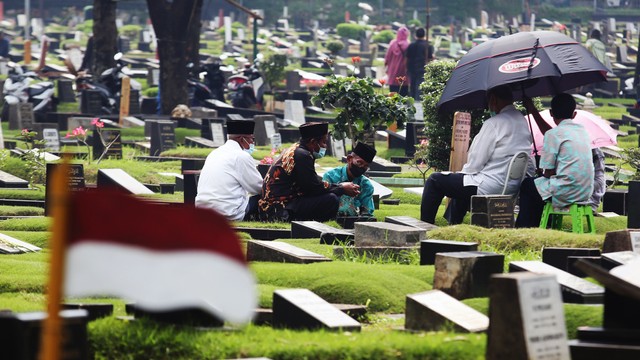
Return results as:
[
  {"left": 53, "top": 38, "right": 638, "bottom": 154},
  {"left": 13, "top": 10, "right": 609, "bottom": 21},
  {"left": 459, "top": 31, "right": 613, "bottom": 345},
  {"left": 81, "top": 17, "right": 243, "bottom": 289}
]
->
[
  {"left": 186, "top": 0, "right": 203, "bottom": 66},
  {"left": 147, "top": 0, "right": 202, "bottom": 115},
  {"left": 92, "top": 0, "right": 117, "bottom": 76}
]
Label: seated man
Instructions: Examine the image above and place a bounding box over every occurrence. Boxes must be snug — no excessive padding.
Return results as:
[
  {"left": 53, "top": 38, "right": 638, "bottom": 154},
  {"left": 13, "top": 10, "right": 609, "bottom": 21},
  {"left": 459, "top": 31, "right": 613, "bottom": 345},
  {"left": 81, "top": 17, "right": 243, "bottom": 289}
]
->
[
  {"left": 420, "top": 85, "right": 534, "bottom": 225},
  {"left": 322, "top": 142, "right": 377, "bottom": 217},
  {"left": 195, "top": 119, "right": 263, "bottom": 221},
  {"left": 515, "top": 93, "right": 594, "bottom": 227},
  {"left": 258, "top": 122, "right": 360, "bottom": 222}
]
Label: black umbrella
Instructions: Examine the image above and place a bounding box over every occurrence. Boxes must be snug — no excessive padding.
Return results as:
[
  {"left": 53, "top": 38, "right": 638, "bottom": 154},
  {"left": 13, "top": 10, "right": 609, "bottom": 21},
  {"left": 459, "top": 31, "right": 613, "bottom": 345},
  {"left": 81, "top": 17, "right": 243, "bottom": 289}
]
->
[{"left": 437, "top": 31, "right": 609, "bottom": 113}]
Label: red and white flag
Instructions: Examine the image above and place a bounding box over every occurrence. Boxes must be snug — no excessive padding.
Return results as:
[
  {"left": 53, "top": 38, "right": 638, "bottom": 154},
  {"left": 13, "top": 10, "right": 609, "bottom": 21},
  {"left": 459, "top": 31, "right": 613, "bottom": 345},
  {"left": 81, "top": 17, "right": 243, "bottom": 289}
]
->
[{"left": 63, "top": 190, "right": 256, "bottom": 323}]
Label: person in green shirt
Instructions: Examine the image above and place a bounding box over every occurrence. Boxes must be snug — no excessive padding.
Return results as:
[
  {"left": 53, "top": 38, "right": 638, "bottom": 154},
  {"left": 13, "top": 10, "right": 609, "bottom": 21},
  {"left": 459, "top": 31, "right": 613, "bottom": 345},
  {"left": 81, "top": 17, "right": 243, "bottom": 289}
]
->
[{"left": 322, "top": 142, "right": 377, "bottom": 216}]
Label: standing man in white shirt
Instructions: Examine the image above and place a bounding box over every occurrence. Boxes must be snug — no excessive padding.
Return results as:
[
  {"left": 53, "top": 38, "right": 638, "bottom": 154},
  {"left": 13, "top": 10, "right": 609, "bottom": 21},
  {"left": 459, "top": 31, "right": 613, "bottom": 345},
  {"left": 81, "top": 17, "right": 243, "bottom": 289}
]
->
[
  {"left": 196, "top": 119, "right": 263, "bottom": 221},
  {"left": 420, "top": 85, "right": 534, "bottom": 225}
]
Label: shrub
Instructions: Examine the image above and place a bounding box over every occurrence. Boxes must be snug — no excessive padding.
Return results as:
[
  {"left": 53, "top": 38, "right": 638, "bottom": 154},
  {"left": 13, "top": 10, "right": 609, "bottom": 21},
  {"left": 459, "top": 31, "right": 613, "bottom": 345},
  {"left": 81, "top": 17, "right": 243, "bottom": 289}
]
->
[
  {"left": 119, "top": 24, "right": 142, "bottom": 39},
  {"left": 325, "top": 40, "right": 344, "bottom": 55},
  {"left": 336, "top": 23, "right": 367, "bottom": 39},
  {"left": 407, "top": 19, "right": 422, "bottom": 28},
  {"left": 143, "top": 87, "right": 159, "bottom": 98},
  {"left": 372, "top": 30, "right": 395, "bottom": 44},
  {"left": 259, "top": 54, "right": 288, "bottom": 90}
]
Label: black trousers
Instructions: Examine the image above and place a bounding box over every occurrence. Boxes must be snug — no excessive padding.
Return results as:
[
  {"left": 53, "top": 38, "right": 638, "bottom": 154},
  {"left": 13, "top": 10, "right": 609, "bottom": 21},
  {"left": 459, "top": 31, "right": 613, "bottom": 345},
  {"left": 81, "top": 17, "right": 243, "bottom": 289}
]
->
[
  {"left": 389, "top": 84, "right": 409, "bottom": 97},
  {"left": 515, "top": 177, "right": 546, "bottom": 228},
  {"left": 420, "top": 172, "right": 477, "bottom": 225},
  {"left": 287, "top": 193, "right": 340, "bottom": 222},
  {"left": 243, "top": 195, "right": 260, "bottom": 221},
  {"left": 408, "top": 70, "right": 425, "bottom": 100}
]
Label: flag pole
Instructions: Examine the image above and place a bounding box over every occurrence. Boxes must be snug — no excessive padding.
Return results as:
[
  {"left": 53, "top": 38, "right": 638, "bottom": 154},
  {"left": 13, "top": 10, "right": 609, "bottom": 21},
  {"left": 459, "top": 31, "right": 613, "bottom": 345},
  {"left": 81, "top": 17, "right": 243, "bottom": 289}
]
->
[{"left": 40, "top": 156, "right": 71, "bottom": 360}]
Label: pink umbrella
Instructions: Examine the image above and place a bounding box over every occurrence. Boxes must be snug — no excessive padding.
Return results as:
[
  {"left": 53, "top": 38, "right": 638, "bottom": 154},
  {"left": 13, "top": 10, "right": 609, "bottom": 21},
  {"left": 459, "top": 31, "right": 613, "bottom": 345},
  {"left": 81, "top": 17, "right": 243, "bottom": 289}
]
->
[{"left": 526, "top": 109, "right": 618, "bottom": 153}]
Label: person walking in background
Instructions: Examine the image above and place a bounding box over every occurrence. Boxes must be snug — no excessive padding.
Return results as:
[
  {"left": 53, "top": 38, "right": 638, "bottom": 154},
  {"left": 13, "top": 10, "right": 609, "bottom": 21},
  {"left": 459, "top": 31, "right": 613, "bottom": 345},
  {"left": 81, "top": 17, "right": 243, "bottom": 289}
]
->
[
  {"left": 384, "top": 26, "right": 410, "bottom": 96},
  {"left": 0, "top": 31, "right": 10, "bottom": 58},
  {"left": 406, "top": 27, "right": 434, "bottom": 100},
  {"left": 585, "top": 29, "right": 612, "bottom": 73}
]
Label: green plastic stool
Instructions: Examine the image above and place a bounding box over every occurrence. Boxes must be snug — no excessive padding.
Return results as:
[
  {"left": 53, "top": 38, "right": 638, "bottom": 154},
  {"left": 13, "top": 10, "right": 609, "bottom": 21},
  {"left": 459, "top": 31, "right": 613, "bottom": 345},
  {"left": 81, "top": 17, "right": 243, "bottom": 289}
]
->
[{"left": 539, "top": 202, "right": 596, "bottom": 234}]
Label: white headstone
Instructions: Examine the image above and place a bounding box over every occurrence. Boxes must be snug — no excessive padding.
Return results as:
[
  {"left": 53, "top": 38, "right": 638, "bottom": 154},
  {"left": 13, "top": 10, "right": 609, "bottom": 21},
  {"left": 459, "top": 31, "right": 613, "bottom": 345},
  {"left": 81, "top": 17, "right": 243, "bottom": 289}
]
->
[
  {"left": 264, "top": 120, "right": 276, "bottom": 140},
  {"left": 31, "top": 18, "right": 44, "bottom": 38},
  {"left": 224, "top": 16, "right": 232, "bottom": 44},
  {"left": 67, "top": 48, "right": 83, "bottom": 73},
  {"left": 283, "top": 6, "right": 288, "bottom": 18},
  {"left": 17, "top": 14, "right": 26, "bottom": 27},
  {"left": 42, "top": 128, "right": 60, "bottom": 152},
  {"left": 530, "top": 14, "right": 536, "bottom": 32},
  {"left": 481, "top": 11, "right": 488, "bottom": 29},
  {"left": 414, "top": 103, "right": 424, "bottom": 121},
  {"left": 331, "top": 136, "right": 345, "bottom": 159},
  {"left": 284, "top": 100, "right": 305, "bottom": 126},
  {"left": 116, "top": 19, "right": 124, "bottom": 28},
  {"left": 609, "top": 18, "right": 616, "bottom": 32},
  {"left": 237, "top": 28, "right": 245, "bottom": 41},
  {"left": 210, "top": 122, "right": 225, "bottom": 147},
  {"left": 470, "top": 17, "right": 477, "bottom": 29},
  {"left": 142, "top": 31, "right": 151, "bottom": 43},
  {"left": 630, "top": 231, "right": 640, "bottom": 254},
  {"left": 512, "top": 17, "right": 519, "bottom": 28},
  {"left": 270, "top": 133, "right": 282, "bottom": 150}
]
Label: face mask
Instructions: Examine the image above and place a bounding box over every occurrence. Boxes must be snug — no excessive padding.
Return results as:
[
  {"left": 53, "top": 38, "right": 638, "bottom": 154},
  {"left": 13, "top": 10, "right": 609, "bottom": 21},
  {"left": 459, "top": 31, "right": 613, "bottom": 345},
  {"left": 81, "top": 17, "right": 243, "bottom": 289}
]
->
[
  {"left": 489, "top": 111, "right": 496, "bottom": 117},
  {"left": 349, "top": 164, "right": 367, "bottom": 177},
  {"left": 244, "top": 143, "right": 255, "bottom": 154},
  {"left": 313, "top": 147, "right": 326, "bottom": 159}
]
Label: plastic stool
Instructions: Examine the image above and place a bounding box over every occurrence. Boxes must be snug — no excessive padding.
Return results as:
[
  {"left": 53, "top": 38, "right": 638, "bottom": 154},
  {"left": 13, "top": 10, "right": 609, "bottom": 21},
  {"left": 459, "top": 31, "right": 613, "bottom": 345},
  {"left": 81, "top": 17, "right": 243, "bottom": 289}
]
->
[{"left": 539, "top": 202, "right": 596, "bottom": 234}]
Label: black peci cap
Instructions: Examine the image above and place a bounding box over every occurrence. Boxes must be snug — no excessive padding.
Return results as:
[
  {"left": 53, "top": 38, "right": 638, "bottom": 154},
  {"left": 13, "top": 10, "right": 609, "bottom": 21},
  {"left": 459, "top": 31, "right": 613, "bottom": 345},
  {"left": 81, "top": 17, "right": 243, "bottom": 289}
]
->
[
  {"left": 298, "top": 122, "right": 329, "bottom": 139},
  {"left": 226, "top": 120, "right": 255, "bottom": 135},
  {"left": 353, "top": 142, "right": 376, "bottom": 163}
]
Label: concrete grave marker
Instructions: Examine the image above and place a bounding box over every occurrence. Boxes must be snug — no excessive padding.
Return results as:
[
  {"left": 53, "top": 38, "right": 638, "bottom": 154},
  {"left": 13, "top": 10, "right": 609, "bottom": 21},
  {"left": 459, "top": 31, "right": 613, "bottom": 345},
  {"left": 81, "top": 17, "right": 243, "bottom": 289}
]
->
[
  {"left": 246, "top": 240, "right": 331, "bottom": 264},
  {"left": 0, "top": 232, "right": 41, "bottom": 254},
  {"left": 271, "top": 133, "right": 282, "bottom": 150},
  {"left": 405, "top": 290, "right": 489, "bottom": 333},
  {"left": 150, "top": 120, "right": 176, "bottom": 156},
  {"left": 450, "top": 112, "right": 471, "bottom": 172},
  {"left": 272, "top": 289, "right": 361, "bottom": 331},
  {"left": 509, "top": 261, "right": 604, "bottom": 304},
  {"left": 67, "top": 117, "right": 95, "bottom": 132},
  {"left": 97, "top": 169, "right": 154, "bottom": 195},
  {"left": 603, "top": 229, "right": 640, "bottom": 253},
  {"left": 42, "top": 128, "right": 60, "bottom": 152},
  {"left": 486, "top": 272, "right": 570, "bottom": 360},
  {"left": 284, "top": 100, "right": 305, "bottom": 126},
  {"left": 354, "top": 222, "right": 425, "bottom": 247},
  {"left": 419, "top": 239, "right": 478, "bottom": 265},
  {"left": 254, "top": 115, "right": 278, "bottom": 146},
  {"left": 291, "top": 221, "right": 354, "bottom": 245},
  {"left": 434, "top": 251, "right": 504, "bottom": 299},
  {"left": 0, "top": 170, "right": 29, "bottom": 188},
  {"left": 470, "top": 195, "right": 514, "bottom": 228},
  {"left": 80, "top": 89, "right": 104, "bottom": 114},
  {"left": 405, "top": 122, "right": 426, "bottom": 157},
  {"left": 542, "top": 247, "right": 601, "bottom": 272},
  {"left": 57, "top": 79, "right": 76, "bottom": 102},
  {"left": 601, "top": 251, "right": 640, "bottom": 270},
  {"left": 628, "top": 181, "right": 640, "bottom": 228},
  {"left": 93, "top": 129, "right": 122, "bottom": 160},
  {"left": 384, "top": 216, "right": 437, "bottom": 231}
]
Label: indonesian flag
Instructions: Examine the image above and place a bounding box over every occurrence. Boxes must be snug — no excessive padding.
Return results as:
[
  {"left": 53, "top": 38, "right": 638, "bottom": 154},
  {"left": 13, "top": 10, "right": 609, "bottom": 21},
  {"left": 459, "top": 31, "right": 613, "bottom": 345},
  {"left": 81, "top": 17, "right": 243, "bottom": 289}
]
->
[{"left": 63, "top": 190, "right": 256, "bottom": 323}]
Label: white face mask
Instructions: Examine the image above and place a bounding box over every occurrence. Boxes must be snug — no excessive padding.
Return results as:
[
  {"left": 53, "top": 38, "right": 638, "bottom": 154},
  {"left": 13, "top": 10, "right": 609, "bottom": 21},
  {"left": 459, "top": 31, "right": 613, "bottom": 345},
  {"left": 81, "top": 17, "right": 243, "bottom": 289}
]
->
[{"left": 242, "top": 138, "right": 255, "bottom": 154}]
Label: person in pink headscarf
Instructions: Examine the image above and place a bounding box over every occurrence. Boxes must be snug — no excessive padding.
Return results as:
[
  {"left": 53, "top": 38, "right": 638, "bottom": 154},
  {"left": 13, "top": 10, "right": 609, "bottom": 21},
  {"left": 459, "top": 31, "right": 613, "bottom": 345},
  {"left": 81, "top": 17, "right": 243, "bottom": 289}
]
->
[{"left": 384, "top": 26, "right": 410, "bottom": 96}]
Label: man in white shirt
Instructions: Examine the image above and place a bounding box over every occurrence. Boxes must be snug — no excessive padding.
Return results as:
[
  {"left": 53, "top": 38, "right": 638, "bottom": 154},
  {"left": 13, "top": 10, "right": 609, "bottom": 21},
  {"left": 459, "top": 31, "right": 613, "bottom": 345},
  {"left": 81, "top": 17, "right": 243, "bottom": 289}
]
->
[
  {"left": 196, "top": 119, "right": 263, "bottom": 221},
  {"left": 420, "top": 85, "right": 534, "bottom": 225}
]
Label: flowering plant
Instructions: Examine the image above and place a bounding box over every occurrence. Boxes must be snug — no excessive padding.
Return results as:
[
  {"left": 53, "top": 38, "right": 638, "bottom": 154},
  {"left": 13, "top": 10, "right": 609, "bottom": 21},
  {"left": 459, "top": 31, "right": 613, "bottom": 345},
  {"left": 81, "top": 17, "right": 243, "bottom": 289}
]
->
[
  {"left": 260, "top": 147, "right": 283, "bottom": 165},
  {"left": 65, "top": 118, "right": 119, "bottom": 164},
  {"left": 408, "top": 139, "right": 431, "bottom": 183}
]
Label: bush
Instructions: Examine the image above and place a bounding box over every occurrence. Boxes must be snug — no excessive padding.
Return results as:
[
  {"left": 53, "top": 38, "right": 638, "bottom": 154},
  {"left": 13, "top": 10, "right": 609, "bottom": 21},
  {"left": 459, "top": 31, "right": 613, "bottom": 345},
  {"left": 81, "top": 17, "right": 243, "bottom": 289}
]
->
[
  {"left": 372, "top": 30, "right": 395, "bottom": 44},
  {"left": 336, "top": 23, "right": 367, "bottom": 39},
  {"left": 259, "top": 54, "right": 288, "bottom": 90},
  {"left": 325, "top": 40, "right": 344, "bottom": 55},
  {"left": 119, "top": 24, "right": 142, "bottom": 39},
  {"left": 407, "top": 19, "right": 422, "bottom": 28},
  {"left": 143, "top": 87, "right": 159, "bottom": 98},
  {"left": 537, "top": 5, "right": 593, "bottom": 23}
]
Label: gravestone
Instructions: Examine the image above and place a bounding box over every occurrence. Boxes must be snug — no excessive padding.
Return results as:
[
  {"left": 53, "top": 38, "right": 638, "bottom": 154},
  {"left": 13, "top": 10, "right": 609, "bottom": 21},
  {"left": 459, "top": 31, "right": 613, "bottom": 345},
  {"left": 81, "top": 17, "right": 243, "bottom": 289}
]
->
[
  {"left": 246, "top": 240, "right": 331, "bottom": 264},
  {"left": 0, "top": 170, "right": 29, "bottom": 188},
  {"left": 603, "top": 229, "right": 640, "bottom": 253},
  {"left": 272, "top": 289, "right": 361, "bottom": 331},
  {"left": 9, "top": 103, "right": 35, "bottom": 130},
  {"left": 97, "top": 169, "right": 154, "bottom": 195},
  {"left": 284, "top": 100, "right": 305, "bottom": 126},
  {"left": 369, "top": 156, "right": 402, "bottom": 173},
  {"left": 433, "top": 251, "right": 504, "bottom": 299},
  {"left": 57, "top": 79, "right": 76, "bottom": 102},
  {"left": 470, "top": 195, "right": 514, "bottom": 228},
  {"left": 80, "top": 89, "right": 104, "bottom": 114},
  {"left": 270, "top": 133, "right": 282, "bottom": 150},
  {"left": 486, "top": 272, "right": 570, "bottom": 360},
  {"left": 450, "top": 112, "right": 472, "bottom": 172},
  {"left": 286, "top": 71, "right": 302, "bottom": 91},
  {"left": 509, "top": 261, "right": 604, "bottom": 304},
  {"left": 405, "top": 122, "right": 426, "bottom": 157},
  {"left": 328, "top": 136, "right": 347, "bottom": 159},
  {"left": 628, "top": 181, "right": 640, "bottom": 228},
  {"left": 335, "top": 216, "right": 376, "bottom": 229},
  {"left": 542, "top": 247, "right": 601, "bottom": 272},
  {"left": 62, "top": 303, "right": 114, "bottom": 322},
  {"left": 44, "top": 163, "right": 85, "bottom": 216},
  {"left": 40, "top": 127, "right": 61, "bottom": 152},
  {"left": 92, "top": 129, "right": 122, "bottom": 160},
  {"left": 566, "top": 256, "right": 601, "bottom": 278},
  {"left": 354, "top": 222, "right": 425, "bottom": 247},
  {"left": 0, "top": 309, "right": 89, "bottom": 360},
  {"left": 290, "top": 221, "right": 354, "bottom": 245},
  {"left": 384, "top": 216, "right": 438, "bottom": 231},
  {"left": 149, "top": 120, "right": 176, "bottom": 156},
  {"left": 254, "top": 115, "right": 278, "bottom": 146},
  {"left": 600, "top": 251, "right": 640, "bottom": 270},
  {"left": 420, "top": 239, "right": 478, "bottom": 265},
  {"left": 184, "top": 136, "right": 216, "bottom": 148},
  {"left": 603, "top": 189, "right": 628, "bottom": 215},
  {"left": 387, "top": 129, "right": 406, "bottom": 150},
  {"left": 0, "top": 232, "right": 41, "bottom": 254},
  {"left": 201, "top": 118, "right": 227, "bottom": 146},
  {"left": 126, "top": 304, "right": 223, "bottom": 328},
  {"left": 121, "top": 116, "right": 145, "bottom": 128},
  {"left": 405, "top": 290, "right": 489, "bottom": 333}
]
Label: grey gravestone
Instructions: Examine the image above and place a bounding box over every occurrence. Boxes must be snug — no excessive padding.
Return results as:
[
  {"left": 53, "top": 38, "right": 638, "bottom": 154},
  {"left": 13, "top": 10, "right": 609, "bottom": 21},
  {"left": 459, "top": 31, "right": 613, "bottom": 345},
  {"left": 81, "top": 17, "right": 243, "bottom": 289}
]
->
[
  {"left": 470, "top": 195, "right": 514, "bottom": 228},
  {"left": 284, "top": 100, "right": 305, "bottom": 126},
  {"left": 434, "top": 251, "right": 504, "bottom": 299},
  {"left": 542, "top": 247, "right": 601, "bottom": 272},
  {"left": 272, "top": 289, "right": 361, "bottom": 331},
  {"left": 354, "top": 222, "right": 425, "bottom": 247},
  {"left": 57, "top": 79, "right": 76, "bottom": 102},
  {"left": 603, "top": 230, "right": 640, "bottom": 253},
  {"left": 286, "top": 71, "right": 302, "bottom": 91},
  {"left": 387, "top": 129, "right": 406, "bottom": 150},
  {"left": 405, "top": 290, "right": 489, "bottom": 333},
  {"left": 254, "top": 115, "right": 278, "bottom": 146},
  {"left": 329, "top": 136, "right": 346, "bottom": 159},
  {"left": 271, "top": 133, "right": 282, "bottom": 150},
  {"left": 80, "top": 89, "right": 104, "bottom": 114},
  {"left": 200, "top": 118, "right": 226, "bottom": 146},
  {"left": 122, "top": 116, "right": 145, "bottom": 128},
  {"left": 290, "top": 221, "right": 354, "bottom": 245},
  {"left": 8, "top": 103, "right": 35, "bottom": 130},
  {"left": 39, "top": 127, "right": 60, "bottom": 152},
  {"left": 184, "top": 136, "right": 216, "bottom": 148},
  {"left": 385, "top": 216, "right": 438, "bottom": 231},
  {"left": 191, "top": 107, "right": 217, "bottom": 120},
  {"left": 420, "top": 239, "right": 479, "bottom": 265},
  {"left": 0, "top": 310, "right": 89, "bottom": 360},
  {"left": 509, "top": 261, "right": 604, "bottom": 304},
  {"left": 0, "top": 170, "right": 29, "bottom": 188},
  {"left": 369, "top": 156, "right": 402, "bottom": 172},
  {"left": 92, "top": 129, "right": 122, "bottom": 160},
  {"left": 246, "top": 240, "right": 331, "bottom": 264},
  {"left": 97, "top": 168, "right": 154, "bottom": 195},
  {"left": 601, "top": 251, "right": 640, "bottom": 270},
  {"left": 62, "top": 303, "right": 114, "bottom": 322},
  {"left": 227, "top": 114, "right": 246, "bottom": 121},
  {"left": 150, "top": 120, "right": 176, "bottom": 156},
  {"left": 486, "top": 272, "right": 570, "bottom": 360}
]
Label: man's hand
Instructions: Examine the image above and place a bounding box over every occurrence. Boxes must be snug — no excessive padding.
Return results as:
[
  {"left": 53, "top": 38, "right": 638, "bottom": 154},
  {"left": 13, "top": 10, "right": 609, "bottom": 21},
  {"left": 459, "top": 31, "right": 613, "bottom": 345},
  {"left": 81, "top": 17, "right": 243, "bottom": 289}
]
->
[{"left": 341, "top": 182, "right": 361, "bottom": 197}]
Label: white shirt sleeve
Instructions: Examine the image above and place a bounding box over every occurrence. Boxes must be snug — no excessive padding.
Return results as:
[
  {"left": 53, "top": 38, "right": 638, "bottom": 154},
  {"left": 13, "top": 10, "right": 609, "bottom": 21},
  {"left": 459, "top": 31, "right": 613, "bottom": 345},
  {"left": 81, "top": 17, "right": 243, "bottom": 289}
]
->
[
  {"left": 460, "top": 121, "right": 497, "bottom": 174},
  {"left": 233, "top": 152, "right": 263, "bottom": 196}
]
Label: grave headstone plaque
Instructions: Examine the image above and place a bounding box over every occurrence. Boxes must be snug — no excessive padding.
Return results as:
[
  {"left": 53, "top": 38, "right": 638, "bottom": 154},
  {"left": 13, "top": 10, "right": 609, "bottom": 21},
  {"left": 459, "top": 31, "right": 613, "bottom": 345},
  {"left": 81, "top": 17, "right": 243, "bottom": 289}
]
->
[
  {"left": 272, "top": 289, "right": 361, "bottom": 331},
  {"left": 603, "top": 189, "right": 628, "bottom": 215},
  {"left": 449, "top": 112, "right": 471, "bottom": 172},
  {"left": 150, "top": 120, "right": 176, "bottom": 156},
  {"left": 80, "top": 89, "right": 104, "bottom": 114},
  {"left": 354, "top": 222, "right": 425, "bottom": 247},
  {"left": 270, "top": 133, "right": 282, "bottom": 150},
  {"left": 405, "top": 122, "right": 426, "bottom": 157},
  {"left": 0, "top": 170, "right": 29, "bottom": 188},
  {"left": 286, "top": 71, "right": 302, "bottom": 91},
  {"left": 254, "top": 115, "right": 278, "bottom": 146},
  {"left": 57, "top": 79, "right": 76, "bottom": 102},
  {"left": 284, "top": 100, "right": 305, "bottom": 126},
  {"left": 434, "top": 251, "right": 504, "bottom": 299},
  {"left": 291, "top": 221, "right": 354, "bottom": 245},
  {"left": 385, "top": 216, "right": 438, "bottom": 231},
  {"left": 405, "top": 290, "right": 489, "bottom": 333},
  {"left": 200, "top": 118, "right": 226, "bottom": 146},
  {"left": 19, "top": 103, "right": 35, "bottom": 129},
  {"left": 600, "top": 251, "right": 640, "bottom": 270},
  {"left": 92, "top": 129, "right": 122, "bottom": 160},
  {"left": 470, "top": 195, "right": 514, "bottom": 228},
  {"left": 246, "top": 240, "right": 331, "bottom": 264},
  {"left": 97, "top": 168, "right": 154, "bottom": 195},
  {"left": 542, "top": 247, "right": 601, "bottom": 272},
  {"left": 419, "top": 239, "right": 478, "bottom": 265},
  {"left": 603, "top": 229, "right": 640, "bottom": 253},
  {"left": 486, "top": 272, "right": 570, "bottom": 360},
  {"left": 45, "top": 163, "right": 85, "bottom": 215},
  {"left": 509, "top": 261, "right": 604, "bottom": 304}
]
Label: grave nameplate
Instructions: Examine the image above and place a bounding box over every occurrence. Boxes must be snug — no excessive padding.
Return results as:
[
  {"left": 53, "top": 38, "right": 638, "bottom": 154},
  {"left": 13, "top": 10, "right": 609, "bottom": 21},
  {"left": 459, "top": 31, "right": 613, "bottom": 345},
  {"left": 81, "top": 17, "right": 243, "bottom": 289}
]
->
[
  {"left": 200, "top": 118, "right": 226, "bottom": 146},
  {"left": 290, "top": 221, "right": 354, "bottom": 245},
  {"left": 542, "top": 247, "right": 601, "bottom": 272},
  {"left": 92, "top": 129, "right": 122, "bottom": 160},
  {"left": 150, "top": 120, "right": 176, "bottom": 156},
  {"left": 509, "top": 261, "right": 604, "bottom": 304},
  {"left": 41, "top": 128, "right": 61, "bottom": 152},
  {"left": 405, "top": 290, "right": 489, "bottom": 333},
  {"left": 434, "top": 251, "right": 504, "bottom": 299},
  {"left": 80, "top": 89, "right": 104, "bottom": 114},
  {"left": 0, "top": 232, "right": 41, "bottom": 254},
  {"left": 18, "top": 103, "right": 35, "bottom": 129},
  {"left": 419, "top": 239, "right": 478, "bottom": 265},
  {"left": 470, "top": 195, "right": 514, "bottom": 228},
  {"left": 329, "top": 136, "right": 346, "bottom": 159},
  {"left": 486, "top": 273, "right": 570, "bottom": 360},
  {"left": 387, "top": 129, "right": 406, "bottom": 150},
  {"left": 184, "top": 136, "right": 216, "bottom": 148},
  {"left": 450, "top": 112, "right": 471, "bottom": 172},
  {"left": 385, "top": 216, "right": 438, "bottom": 231},
  {"left": 603, "top": 229, "right": 640, "bottom": 253},
  {"left": 227, "top": 114, "right": 246, "bottom": 121},
  {"left": 270, "top": 133, "right": 282, "bottom": 150},
  {"left": 0, "top": 310, "right": 89, "bottom": 360},
  {"left": 0, "top": 170, "right": 29, "bottom": 188},
  {"left": 57, "top": 79, "right": 76, "bottom": 102},
  {"left": 246, "top": 240, "right": 331, "bottom": 264},
  {"left": 254, "top": 115, "right": 278, "bottom": 146},
  {"left": 44, "top": 163, "right": 85, "bottom": 215},
  {"left": 601, "top": 251, "right": 640, "bottom": 270},
  {"left": 369, "top": 156, "right": 402, "bottom": 172},
  {"left": 405, "top": 122, "right": 426, "bottom": 157},
  {"left": 272, "top": 289, "right": 361, "bottom": 331},
  {"left": 284, "top": 100, "right": 305, "bottom": 126},
  {"left": 354, "top": 222, "right": 425, "bottom": 247},
  {"left": 97, "top": 168, "right": 154, "bottom": 195}
]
